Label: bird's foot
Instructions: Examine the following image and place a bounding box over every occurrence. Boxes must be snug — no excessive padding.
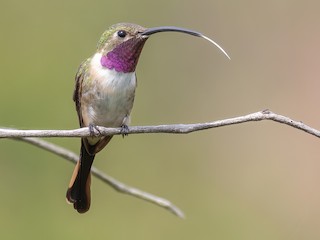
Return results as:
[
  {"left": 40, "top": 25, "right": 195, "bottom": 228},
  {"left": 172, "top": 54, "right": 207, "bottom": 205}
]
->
[
  {"left": 120, "top": 124, "right": 129, "bottom": 138},
  {"left": 88, "top": 124, "right": 101, "bottom": 137}
]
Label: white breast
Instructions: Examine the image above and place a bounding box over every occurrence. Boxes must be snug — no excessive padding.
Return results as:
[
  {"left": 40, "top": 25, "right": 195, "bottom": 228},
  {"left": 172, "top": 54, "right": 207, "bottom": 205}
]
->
[{"left": 82, "top": 53, "right": 137, "bottom": 127}]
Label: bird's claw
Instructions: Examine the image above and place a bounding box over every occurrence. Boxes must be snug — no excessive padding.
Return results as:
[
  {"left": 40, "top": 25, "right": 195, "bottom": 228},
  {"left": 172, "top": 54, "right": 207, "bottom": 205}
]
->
[
  {"left": 120, "top": 124, "right": 129, "bottom": 138},
  {"left": 89, "top": 124, "right": 101, "bottom": 137}
]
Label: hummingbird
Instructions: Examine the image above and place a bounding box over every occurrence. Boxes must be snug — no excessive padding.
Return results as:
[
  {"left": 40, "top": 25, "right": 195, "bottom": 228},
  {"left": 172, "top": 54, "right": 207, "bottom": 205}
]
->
[{"left": 66, "top": 22, "right": 230, "bottom": 213}]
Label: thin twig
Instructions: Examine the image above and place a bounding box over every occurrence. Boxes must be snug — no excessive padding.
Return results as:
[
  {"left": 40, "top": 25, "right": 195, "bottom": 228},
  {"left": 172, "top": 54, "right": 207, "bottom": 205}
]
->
[
  {"left": 1, "top": 110, "right": 320, "bottom": 138},
  {"left": 12, "top": 137, "right": 184, "bottom": 218},
  {"left": 2, "top": 109, "right": 319, "bottom": 218}
]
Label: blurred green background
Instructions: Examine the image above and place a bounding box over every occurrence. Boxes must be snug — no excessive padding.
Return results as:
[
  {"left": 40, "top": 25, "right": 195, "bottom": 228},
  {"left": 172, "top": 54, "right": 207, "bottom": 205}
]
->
[{"left": 1, "top": 0, "right": 320, "bottom": 239}]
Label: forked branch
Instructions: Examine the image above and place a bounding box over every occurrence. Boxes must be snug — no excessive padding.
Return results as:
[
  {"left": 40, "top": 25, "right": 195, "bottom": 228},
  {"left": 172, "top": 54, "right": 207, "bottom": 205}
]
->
[{"left": 1, "top": 110, "right": 319, "bottom": 218}]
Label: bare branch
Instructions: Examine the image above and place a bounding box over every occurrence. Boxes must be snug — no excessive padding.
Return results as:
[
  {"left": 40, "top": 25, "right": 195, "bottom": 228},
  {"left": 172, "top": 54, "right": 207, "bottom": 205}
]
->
[
  {"left": 12, "top": 137, "right": 184, "bottom": 218},
  {"left": 1, "top": 110, "right": 320, "bottom": 138},
  {"left": 2, "top": 109, "right": 319, "bottom": 218}
]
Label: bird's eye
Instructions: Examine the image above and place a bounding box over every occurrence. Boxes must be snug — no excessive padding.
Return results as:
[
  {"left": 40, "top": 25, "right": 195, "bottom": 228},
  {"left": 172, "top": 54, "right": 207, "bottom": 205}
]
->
[{"left": 117, "top": 30, "right": 127, "bottom": 38}]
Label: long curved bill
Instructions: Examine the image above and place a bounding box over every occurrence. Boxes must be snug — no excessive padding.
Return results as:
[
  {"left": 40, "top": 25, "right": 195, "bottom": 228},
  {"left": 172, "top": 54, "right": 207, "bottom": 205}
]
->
[{"left": 142, "top": 26, "right": 230, "bottom": 60}]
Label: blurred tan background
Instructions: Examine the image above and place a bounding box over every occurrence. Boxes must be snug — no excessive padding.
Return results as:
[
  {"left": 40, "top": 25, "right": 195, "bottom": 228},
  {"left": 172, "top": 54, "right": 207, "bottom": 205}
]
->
[{"left": 1, "top": 0, "right": 320, "bottom": 239}]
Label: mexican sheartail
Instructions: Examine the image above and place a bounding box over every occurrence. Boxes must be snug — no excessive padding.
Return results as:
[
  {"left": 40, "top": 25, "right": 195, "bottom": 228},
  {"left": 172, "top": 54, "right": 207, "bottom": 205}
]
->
[{"left": 66, "top": 22, "right": 230, "bottom": 213}]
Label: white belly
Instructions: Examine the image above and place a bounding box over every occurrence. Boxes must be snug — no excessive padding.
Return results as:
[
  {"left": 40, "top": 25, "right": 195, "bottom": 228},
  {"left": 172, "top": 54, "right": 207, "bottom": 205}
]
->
[{"left": 81, "top": 53, "right": 137, "bottom": 127}]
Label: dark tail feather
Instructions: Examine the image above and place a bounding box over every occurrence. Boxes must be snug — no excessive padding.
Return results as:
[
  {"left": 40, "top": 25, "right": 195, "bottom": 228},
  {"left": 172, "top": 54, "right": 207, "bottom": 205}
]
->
[{"left": 66, "top": 141, "right": 95, "bottom": 213}]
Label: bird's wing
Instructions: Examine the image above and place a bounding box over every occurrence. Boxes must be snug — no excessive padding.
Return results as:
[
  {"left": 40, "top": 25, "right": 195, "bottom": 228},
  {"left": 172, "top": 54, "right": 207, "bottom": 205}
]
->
[{"left": 73, "top": 58, "right": 91, "bottom": 127}]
